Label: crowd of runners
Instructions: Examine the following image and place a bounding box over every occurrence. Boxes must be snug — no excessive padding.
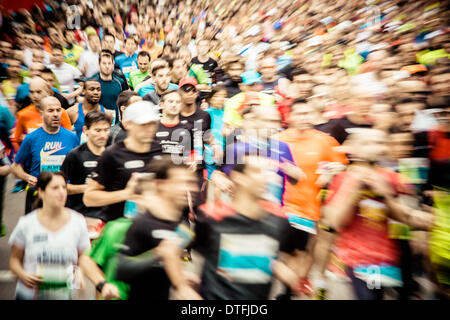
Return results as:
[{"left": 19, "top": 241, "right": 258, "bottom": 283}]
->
[{"left": 0, "top": 0, "right": 449, "bottom": 300}]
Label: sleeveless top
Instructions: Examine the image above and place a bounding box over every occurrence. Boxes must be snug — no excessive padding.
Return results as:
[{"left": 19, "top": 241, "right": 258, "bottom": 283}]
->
[{"left": 74, "top": 103, "right": 106, "bottom": 141}]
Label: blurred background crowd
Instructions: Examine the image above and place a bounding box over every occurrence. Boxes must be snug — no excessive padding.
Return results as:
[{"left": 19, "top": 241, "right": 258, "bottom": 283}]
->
[{"left": 0, "top": 0, "right": 449, "bottom": 300}]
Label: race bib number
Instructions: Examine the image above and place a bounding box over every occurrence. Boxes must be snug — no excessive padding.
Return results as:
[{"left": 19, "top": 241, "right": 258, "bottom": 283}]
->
[
  {"left": 40, "top": 155, "right": 65, "bottom": 172},
  {"left": 162, "top": 143, "right": 184, "bottom": 155},
  {"left": 36, "top": 263, "right": 72, "bottom": 300},
  {"left": 358, "top": 199, "right": 388, "bottom": 222}
]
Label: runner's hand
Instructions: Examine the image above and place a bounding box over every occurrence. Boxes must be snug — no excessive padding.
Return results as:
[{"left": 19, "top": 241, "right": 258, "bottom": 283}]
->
[
  {"left": 28, "top": 175, "right": 37, "bottom": 188},
  {"left": 20, "top": 272, "right": 42, "bottom": 288},
  {"left": 124, "top": 173, "right": 140, "bottom": 197},
  {"left": 280, "top": 159, "right": 306, "bottom": 182},
  {"left": 211, "top": 171, "right": 233, "bottom": 194},
  {"left": 409, "top": 210, "right": 435, "bottom": 230},
  {"left": 365, "top": 171, "right": 394, "bottom": 197},
  {"left": 200, "top": 99, "right": 208, "bottom": 110},
  {"left": 101, "top": 283, "right": 120, "bottom": 300}
]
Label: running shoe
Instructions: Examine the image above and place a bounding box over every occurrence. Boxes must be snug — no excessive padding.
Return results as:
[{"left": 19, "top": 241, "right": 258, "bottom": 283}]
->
[{"left": 11, "top": 180, "right": 26, "bottom": 193}]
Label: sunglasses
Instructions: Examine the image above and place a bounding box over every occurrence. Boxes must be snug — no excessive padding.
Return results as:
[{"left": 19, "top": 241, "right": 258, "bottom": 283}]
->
[{"left": 182, "top": 86, "right": 197, "bottom": 93}]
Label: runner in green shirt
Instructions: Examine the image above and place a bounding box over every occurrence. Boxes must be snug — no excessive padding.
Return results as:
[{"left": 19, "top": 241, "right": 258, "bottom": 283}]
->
[{"left": 129, "top": 51, "right": 151, "bottom": 90}]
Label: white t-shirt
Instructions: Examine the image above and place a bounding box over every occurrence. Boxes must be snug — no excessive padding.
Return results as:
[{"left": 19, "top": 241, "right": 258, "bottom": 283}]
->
[
  {"left": 78, "top": 50, "right": 99, "bottom": 79},
  {"left": 9, "top": 209, "right": 90, "bottom": 300},
  {"left": 50, "top": 63, "right": 82, "bottom": 95}
]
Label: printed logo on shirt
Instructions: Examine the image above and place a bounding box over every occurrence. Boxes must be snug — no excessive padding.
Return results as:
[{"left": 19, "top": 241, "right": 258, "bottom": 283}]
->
[
  {"left": 83, "top": 161, "right": 98, "bottom": 168},
  {"left": 156, "top": 131, "right": 170, "bottom": 137},
  {"left": 33, "top": 233, "right": 48, "bottom": 243},
  {"left": 40, "top": 142, "right": 66, "bottom": 172},
  {"left": 181, "top": 120, "right": 188, "bottom": 124},
  {"left": 40, "top": 142, "right": 65, "bottom": 158},
  {"left": 124, "top": 160, "right": 145, "bottom": 169},
  {"left": 152, "top": 229, "right": 179, "bottom": 241}
]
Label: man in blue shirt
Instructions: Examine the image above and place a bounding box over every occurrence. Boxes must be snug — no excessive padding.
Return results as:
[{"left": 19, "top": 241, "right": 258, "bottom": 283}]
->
[
  {"left": 11, "top": 96, "right": 79, "bottom": 214},
  {"left": 90, "top": 51, "right": 128, "bottom": 124},
  {"left": 115, "top": 37, "right": 139, "bottom": 86},
  {"left": 138, "top": 59, "right": 178, "bottom": 104}
]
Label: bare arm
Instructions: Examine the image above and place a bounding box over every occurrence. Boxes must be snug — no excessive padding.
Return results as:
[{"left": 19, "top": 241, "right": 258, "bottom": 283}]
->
[
  {"left": 157, "top": 240, "right": 202, "bottom": 300},
  {"left": 0, "top": 165, "right": 11, "bottom": 176},
  {"left": 11, "top": 163, "right": 37, "bottom": 187},
  {"left": 66, "top": 105, "right": 78, "bottom": 124},
  {"left": 67, "top": 183, "right": 88, "bottom": 195},
  {"left": 83, "top": 175, "right": 137, "bottom": 207},
  {"left": 62, "top": 83, "right": 84, "bottom": 100},
  {"left": 272, "top": 253, "right": 299, "bottom": 288},
  {"left": 134, "top": 78, "right": 153, "bottom": 93},
  {"left": 9, "top": 245, "right": 42, "bottom": 289},
  {"left": 322, "top": 173, "right": 362, "bottom": 230},
  {"left": 78, "top": 254, "right": 106, "bottom": 289},
  {"left": 79, "top": 254, "right": 120, "bottom": 300}
]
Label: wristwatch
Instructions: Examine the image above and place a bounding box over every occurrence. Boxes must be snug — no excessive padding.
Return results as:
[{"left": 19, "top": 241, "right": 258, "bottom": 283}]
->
[{"left": 96, "top": 281, "right": 107, "bottom": 293}]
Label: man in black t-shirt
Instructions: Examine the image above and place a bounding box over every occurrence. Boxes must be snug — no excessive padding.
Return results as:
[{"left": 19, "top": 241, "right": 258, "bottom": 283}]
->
[
  {"left": 220, "top": 53, "right": 245, "bottom": 98},
  {"left": 190, "top": 39, "right": 218, "bottom": 101},
  {"left": 118, "top": 155, "right": 202, "bottom": 300},
  {"left": 83, "top": 101, "right": 162, "bottom": 222},
  {"left": 192, "top": 156, "right": 300, "bottom": 300},
  {"left": 190, "top": 39, "right": 218, "bottom": 86},
  {"left": 154, "top": 90, "right": 190, "bottom": 160},
  {"left": 314, "top": 85, "right": 374, "bottom": 144},
  {"left": 61, "top": 111, "right": 110, "bottom": 219},
  {"left": 178, "top": 77, "right": 221, "bottom": 205}
]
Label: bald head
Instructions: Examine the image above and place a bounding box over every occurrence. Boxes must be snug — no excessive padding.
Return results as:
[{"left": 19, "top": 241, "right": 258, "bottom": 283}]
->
[
  {"left": 40, "top": 96, "right": 60, "bottom": 110},
  {"left": 40, "top": 96, "right": 62, "bottom": 131},
  {"left": 29, "top": 76, "right": 51, "bottom": 107}
]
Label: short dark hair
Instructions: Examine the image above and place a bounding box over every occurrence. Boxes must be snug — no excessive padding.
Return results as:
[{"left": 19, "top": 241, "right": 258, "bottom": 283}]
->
[
  {"left": 138, "top": 51, "right": 151, "bottom": 61},
  {"left": 103, "top": 32, "right": 115, "bottom": 41},
  {"left": 99, "top": 50, "right": 114, "bottom": 63},
  {"left": 291, "top": 67, "right": 309, "bottom": 77},
  {"left": 41, "top": 67, "right": 54, "bottom": 75},
  {"left": 151, "top": 60, "right": 170, "bottom": 76},
  {"left": 33, "top": 171, "right": 67, "bottom": 210},
  {"left": 292, "top": 98, "right": 309, "bottom": 105},
  {"left": 52, "top": 44, "right": 63, "bottom": 52},
  {"left": 160, "top": 89, "right": 180, "bottom": 102},
  {"left": 395, "top": 97, "right": 426, "bottom": 105},
  {"left": 207, "top": 84, "right": 226, "bottom": 102},
  {"left": 124, "top": 37, "right": 137, "bottom": 45},
  {"left": 145, "top": 155, "right": 189, "bottom": 180},
  {"left": 84, "top": 111, "right": 111, "bottom": 129},
  {"left": 117, "top": 90, "right": 140, "bottom": 109},
  {"left": 84, "top": 79, "right": 100, "bottom": 87}
]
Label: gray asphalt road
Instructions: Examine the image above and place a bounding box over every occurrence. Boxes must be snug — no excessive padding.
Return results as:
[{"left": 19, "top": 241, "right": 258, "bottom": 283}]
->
[{"left": 0, "top": 175, "right": 26, "bottom": 300}]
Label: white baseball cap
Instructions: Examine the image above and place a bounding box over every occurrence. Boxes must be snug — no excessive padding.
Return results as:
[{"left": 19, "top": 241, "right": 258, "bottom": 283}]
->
[{"left": 123, "top": 101, "right": 160, "bottom": 124}]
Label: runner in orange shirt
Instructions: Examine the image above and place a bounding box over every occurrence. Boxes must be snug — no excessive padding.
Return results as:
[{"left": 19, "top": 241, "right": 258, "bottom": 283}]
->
[
  {"left": 12, "top": 77, "right": 72, "bottom": 152},
  {"left": 275, "top": 98, "right": 348, "bottom": 298}
]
